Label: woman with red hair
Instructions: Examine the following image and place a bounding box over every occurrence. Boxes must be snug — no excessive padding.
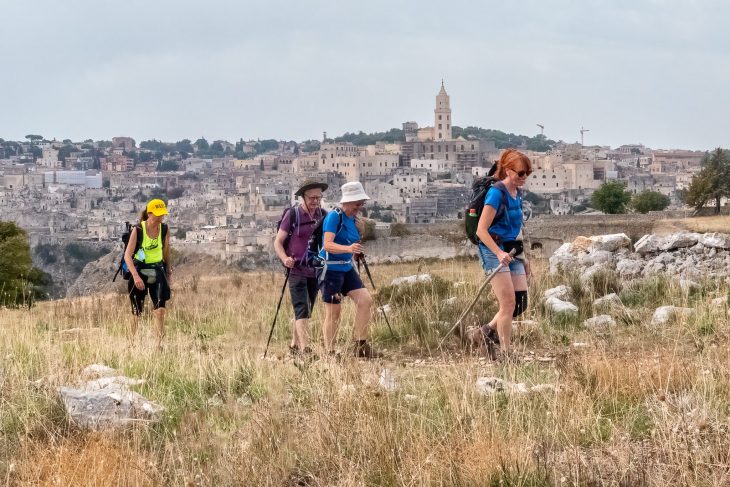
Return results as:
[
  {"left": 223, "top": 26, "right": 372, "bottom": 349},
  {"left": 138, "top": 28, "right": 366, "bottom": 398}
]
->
[{"left": 470, "top": 149, "right": 532, "bottom": 361}]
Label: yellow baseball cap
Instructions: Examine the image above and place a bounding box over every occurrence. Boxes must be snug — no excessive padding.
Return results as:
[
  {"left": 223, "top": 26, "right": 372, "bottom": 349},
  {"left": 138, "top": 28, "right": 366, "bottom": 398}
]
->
[{"left": 147, "top": 199, "right": 168, "bottom": 216}]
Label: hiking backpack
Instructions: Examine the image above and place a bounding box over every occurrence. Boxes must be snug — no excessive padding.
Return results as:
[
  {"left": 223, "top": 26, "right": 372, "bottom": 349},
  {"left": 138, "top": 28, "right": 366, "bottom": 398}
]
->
[
  {"left": 276, "top": 204, "right": 326, "bottom": 266},
  {"left": 113, "top": 221, "right": 168, "bottom": 281},
  {"left": 464, "top": 164, "right": 521, "bottom": 245},
  {"left": 306, "top": 208, "right": 344, "bottom": 268}
]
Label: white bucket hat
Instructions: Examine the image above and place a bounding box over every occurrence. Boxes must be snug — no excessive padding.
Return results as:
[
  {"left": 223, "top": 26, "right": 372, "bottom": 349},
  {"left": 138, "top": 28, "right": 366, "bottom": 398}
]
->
[{"left": 339, "top": 181, "right": 370, "bottom": 203}]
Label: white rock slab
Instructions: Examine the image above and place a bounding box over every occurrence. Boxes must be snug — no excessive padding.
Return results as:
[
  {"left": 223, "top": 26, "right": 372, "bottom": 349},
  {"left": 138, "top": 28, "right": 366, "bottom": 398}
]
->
[
  {"left": 593, "top": 293, "right": 622, "bottom": 309},
  {"left": 584, "top": 315, "right": 616, "bottom": 328},
  {"left": 651, "top": 306, "right": 695, "bottom": 326},
  {"left": 700, "top": 233, "right": 730, "bottom": 250},
  {"left": 544, "top": 285, "right": 570, "bottom": 300},
  {"left": 391, "top": 274, "right": 432, "bottom": 286},
  {"left": 545, "top": 296, "right": 579, "bottom": 314}
]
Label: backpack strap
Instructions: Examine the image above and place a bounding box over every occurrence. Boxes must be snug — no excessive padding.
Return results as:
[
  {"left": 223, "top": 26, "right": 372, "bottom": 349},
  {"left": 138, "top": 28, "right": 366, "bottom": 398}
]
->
[
  {"left": 323, "top": 208, "right": 346, "bottom": 263},
  {"left": 489, "top": 182, "right": 523, "bottom": 245},
  {"left": 134, "top": 223, "right": 143, "bottom": 255}
]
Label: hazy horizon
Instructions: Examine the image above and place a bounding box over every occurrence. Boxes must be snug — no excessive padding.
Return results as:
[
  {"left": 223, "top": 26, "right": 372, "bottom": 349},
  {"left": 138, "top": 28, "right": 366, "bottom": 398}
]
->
[{"left": 2, "top": 0, "right": 728, "bottom": 151}]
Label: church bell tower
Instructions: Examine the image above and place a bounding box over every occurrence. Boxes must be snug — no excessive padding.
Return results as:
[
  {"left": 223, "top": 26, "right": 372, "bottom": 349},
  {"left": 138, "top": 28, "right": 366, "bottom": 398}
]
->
[{"left": 434, "top": 80, "right": 452, "bottom": 141}]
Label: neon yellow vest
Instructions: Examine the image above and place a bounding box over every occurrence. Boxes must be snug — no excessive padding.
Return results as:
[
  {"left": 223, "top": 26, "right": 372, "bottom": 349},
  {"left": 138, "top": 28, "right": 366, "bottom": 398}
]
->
[{"left": 135, "top": 221, "right": 164, "bottom": 264}]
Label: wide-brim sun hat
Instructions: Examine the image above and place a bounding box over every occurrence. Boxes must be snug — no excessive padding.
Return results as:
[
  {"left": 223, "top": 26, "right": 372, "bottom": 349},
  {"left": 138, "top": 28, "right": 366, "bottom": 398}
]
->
[
  {"left": 147, "top": 198, "right": 168, "bottom": 216},
  {"left": 339, "top": 181, "right": 370, "bottom": 204},
  {"left": 295, "top": 179, "right": 328, "bottom": 197}
]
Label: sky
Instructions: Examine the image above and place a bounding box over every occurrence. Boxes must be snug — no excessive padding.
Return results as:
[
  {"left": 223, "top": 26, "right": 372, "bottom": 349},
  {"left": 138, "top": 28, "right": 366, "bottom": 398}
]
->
[{"left": 1, "top": 0, "right": 729, "bottom": 150}]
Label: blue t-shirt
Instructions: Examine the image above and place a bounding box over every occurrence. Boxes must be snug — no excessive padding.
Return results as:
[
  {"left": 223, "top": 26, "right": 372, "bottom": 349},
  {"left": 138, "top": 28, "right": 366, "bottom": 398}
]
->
[
  {"left": 484, "top": 185, "right": 523, "bottom": 241},
  {"left": 319, "top": 210, "right": 359, "bottom": 272}
]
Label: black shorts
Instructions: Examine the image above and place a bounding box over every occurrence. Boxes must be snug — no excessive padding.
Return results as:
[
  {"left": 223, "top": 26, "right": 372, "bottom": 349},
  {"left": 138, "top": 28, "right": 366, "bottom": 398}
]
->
[
  {"left": 128, "top": 268, "right": 171, "bottom": 315},
  {"left": 289, "top": 274, "right": 318, "bottom": 320},
  {"left": 319, "top": 268, "right": 364, "bottom": 305}
]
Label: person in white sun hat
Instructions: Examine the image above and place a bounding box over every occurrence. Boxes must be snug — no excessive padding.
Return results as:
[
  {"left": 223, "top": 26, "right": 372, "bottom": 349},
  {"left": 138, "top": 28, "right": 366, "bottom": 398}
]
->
[{"left": 318, "top": 181, "right": 380, "bottom": 359}]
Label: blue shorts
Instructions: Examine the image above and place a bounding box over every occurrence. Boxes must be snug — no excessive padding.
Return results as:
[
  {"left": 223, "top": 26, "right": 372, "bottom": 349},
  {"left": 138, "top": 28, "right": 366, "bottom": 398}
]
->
[
  {"left": 477, "top": 244, "right": 526, "bottom": 275},
  {"left": 318, "top": 268, "right": 364, "bottom": 304}
]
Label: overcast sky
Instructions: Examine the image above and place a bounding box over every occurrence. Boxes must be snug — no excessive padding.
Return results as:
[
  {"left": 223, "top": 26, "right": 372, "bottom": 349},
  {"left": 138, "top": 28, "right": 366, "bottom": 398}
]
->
[{"left": 2, "top": 0, "right": 728, "bottom": 150}]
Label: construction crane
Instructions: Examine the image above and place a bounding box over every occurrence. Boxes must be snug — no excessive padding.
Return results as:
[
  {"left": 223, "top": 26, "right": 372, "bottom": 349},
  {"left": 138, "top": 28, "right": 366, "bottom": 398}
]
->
[
  {"left": 580, "top": 126, "right": 590, "bottom": 146},
  {"left": 536, "top": 124, "right": 544, "bottom": 136}
]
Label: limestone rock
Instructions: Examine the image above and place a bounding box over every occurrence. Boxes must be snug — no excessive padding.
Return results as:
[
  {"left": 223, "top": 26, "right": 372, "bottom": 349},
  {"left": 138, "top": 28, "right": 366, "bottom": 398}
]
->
[
  {"left": 642, "top": 261, "right": 666, "bottom": 276},
  {"left": 545, "top": 296, "right": 578, "bottom": 314},
  {"left": 544, "top": 285, "right": 570, "bottom": 301},
  {"left": 391, "top": 274, "right": 432, "bottom": 286},
  {"left": 578, "top": 250, "right": 614, "bottom": 267},
  {"left": 59, "top": 370, "right": 163, "bottom": 430},
  {"left": 549, "top": 243, "right": 580, "bottom": 274},
  {"left": 711, "top": 297, "right": 727, "bottom": 307},
  {"left": 588, "top": 233, "right": 631, "bottom": 252},
  {"left": 593, "top": 293, "right": 622, "bottom": 309},
  {"left": 700, "top": 233, "right": 730, "bottom": 250},
  {"left": 81, "top": 364, "right": 118, "bottom": 379},
  {"left": 580, "top": 263, "right": 610, "bottom": 283},
  {"left": 616, "top": 258, "right": 644, "bottom": 279},
  {"left": 660, "top": 232, "right": 701, "bottom": 251},
  {"left": 634, "top": 234, "right": 662, "bottom": 255},
  {"left": 584, "top": 315, "right": 616, "bottom": 328},
  {"left": 651, "top": 306, "right": 695, "bottom": 326}
]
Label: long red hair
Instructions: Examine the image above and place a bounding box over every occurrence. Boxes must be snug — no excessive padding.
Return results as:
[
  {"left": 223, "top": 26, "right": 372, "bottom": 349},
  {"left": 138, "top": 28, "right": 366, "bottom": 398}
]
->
[{"left": 495, "top": 149, "right": 532, "bottom": 180}]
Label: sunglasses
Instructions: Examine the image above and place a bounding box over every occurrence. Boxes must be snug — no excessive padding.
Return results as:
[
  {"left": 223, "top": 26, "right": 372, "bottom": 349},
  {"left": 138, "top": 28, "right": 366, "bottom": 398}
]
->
[{"left": 511, "top": 169, "right": 531, "bottom": 177}]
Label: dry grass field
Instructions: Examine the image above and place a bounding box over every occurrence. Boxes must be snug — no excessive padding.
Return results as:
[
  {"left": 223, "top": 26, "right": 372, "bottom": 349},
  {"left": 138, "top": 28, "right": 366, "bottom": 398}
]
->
[
  {"left": 653, "top": 215, "right": 730, "bottom": 235},
  {"left": 1, "top": 256, "right": 729, "bottom": 486}
]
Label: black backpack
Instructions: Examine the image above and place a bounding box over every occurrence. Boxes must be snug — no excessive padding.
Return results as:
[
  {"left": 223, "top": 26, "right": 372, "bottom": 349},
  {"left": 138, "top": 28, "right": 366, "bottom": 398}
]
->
[
  {"left": 464, "top": 165, "right": 520, "bottom": 245},
  {"left": 306, "top": 208, "right": 344, "bottom": 268},
  {"left": 113, "top": 221, "right": 168, "bottom": 281}
]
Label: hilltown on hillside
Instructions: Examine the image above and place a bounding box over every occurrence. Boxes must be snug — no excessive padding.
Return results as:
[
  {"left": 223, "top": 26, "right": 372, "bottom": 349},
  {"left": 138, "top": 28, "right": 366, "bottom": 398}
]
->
[{"left": 0, "top": 83, "right": 706, "bottom": 265}]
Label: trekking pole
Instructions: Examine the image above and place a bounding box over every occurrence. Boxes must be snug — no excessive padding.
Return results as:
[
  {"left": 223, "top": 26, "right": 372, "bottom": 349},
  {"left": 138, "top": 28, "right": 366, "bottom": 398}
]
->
[
  {"left": 439, "top": 249, "right": 516, "bottom": 348},
  {"left": 359, "top": 255, "right": 396, "bottom": 337},
  {"left": 263, "top": 268, "right": 290, "bottom": 358}
]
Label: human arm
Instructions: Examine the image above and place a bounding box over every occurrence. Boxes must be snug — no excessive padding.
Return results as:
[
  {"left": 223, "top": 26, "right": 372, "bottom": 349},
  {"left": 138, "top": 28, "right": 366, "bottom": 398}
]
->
[
  {"left": 323, "top": 232, "right": 363, "bottom": 255},
  {"left": 475, "top": 193, "right": 512, "bottom": 266},
  {"left": 274, "top": 228, "right": 295, "bottom": 268},
  {"left": 124, "top": 227, "right": 144, "bottom": 290}
]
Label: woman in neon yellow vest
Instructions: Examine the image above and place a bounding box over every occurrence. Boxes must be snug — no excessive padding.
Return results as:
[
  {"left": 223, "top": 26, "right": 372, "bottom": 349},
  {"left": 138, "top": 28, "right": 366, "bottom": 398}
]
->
[{"left": 123, "top": 198, "right": 172, "bottom": 348}]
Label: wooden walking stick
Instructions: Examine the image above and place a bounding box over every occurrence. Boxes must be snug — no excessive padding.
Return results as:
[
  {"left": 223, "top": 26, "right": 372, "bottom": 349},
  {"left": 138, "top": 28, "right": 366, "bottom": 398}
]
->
[{"left": 439, "top": 249, "right": 516, "bottom": 348}]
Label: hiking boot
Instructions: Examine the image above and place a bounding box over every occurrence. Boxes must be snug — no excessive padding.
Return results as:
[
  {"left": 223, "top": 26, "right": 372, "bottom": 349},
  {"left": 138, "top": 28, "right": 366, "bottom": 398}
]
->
[
  {"left": 483, "top": 325, "right": 500, "bottom": 345},
  {"left": 354, "top": 341, "right": 381, "bottom": 359}
]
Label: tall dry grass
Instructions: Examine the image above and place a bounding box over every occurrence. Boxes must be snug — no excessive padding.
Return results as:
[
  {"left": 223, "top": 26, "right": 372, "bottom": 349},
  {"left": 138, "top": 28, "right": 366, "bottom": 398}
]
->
[{"left": 0, "top": 256, "right": 729, "bottom": 485}]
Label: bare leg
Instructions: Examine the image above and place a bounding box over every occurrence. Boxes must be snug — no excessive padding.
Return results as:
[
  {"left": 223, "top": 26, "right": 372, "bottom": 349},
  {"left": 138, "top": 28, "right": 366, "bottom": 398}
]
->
[
  {"left": 347, "top": 288, "right": 373, "bottom": 341},
  {"left": 294, "top": 318, "right": 309, "bottom": 349},
  {"left": 490, "top": 272, "right": 516, "bottom": 352},
  {"left": 290, "top": 318, "right": 296, "bottom": 348},
  {"left": 322, "top": 303, "right": 341, "bottom": 353},
  {"left": 153, "top": 308, "right": 166, "bottom": 349}
]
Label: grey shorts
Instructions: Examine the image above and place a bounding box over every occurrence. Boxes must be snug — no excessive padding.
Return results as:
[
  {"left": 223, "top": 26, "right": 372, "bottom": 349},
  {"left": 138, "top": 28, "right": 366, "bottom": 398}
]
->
[{"left": 289, "top": 274, "right": 318, "bottom": 320}]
